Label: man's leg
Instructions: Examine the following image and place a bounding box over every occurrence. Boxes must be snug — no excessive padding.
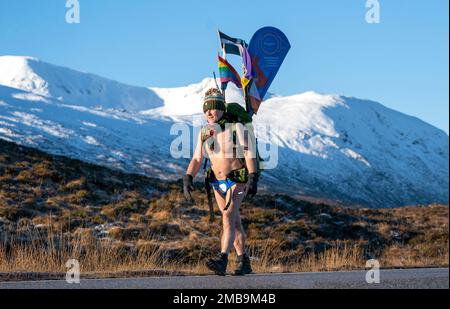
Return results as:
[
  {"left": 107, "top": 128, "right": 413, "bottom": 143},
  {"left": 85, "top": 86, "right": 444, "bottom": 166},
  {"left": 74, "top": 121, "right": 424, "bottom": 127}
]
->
[
  {"left": 232, "top": 184, "right": 247, "bottom": 256},
  {"left": 205, "top": 189, "right": 228, "bottom": 275},
  {"left": 231, "top": 185, "right": 252, "bottom": 275},
  {"left": 220, "top": 183, "right": 245, "bottom": 254},
  {"left": 233, "top": 212, "right": 246, "bottom": 256},
  {"left": 213, "top": 185, "right": 247, "bottom": 255},
  {"left": 207, "top": 184, "right": 245, "bottom": 275}
]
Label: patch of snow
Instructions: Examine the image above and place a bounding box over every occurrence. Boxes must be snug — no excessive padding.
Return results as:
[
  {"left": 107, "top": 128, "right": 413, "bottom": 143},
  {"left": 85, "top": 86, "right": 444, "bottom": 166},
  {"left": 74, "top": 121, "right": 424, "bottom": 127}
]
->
[
  {"left": 341, "top": 148, "right": 371, "bottom": 167},
  {"left": 11, "top": 111, "right": 74, "bottom": 138},
  {"left": 82, "top": 121, "right": 97, "bottom": 127},
  {"left": 0, "top": 127, "right": 21, "bottom": 138},
  {"left": 0, "top": 120, "right": 15, "bottom": 127},
  {"left": 83, "top": 136, "right": 100, "bottom": 146},
  {"left": 12, "top": 92, "right": 49, "bottom": 102}
]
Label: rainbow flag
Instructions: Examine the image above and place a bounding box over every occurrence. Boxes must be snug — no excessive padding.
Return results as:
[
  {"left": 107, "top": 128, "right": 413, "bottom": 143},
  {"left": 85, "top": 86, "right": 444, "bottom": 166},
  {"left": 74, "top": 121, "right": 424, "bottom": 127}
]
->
[{"left": 218, "top": 55, "right": 242, "bottom": 91}]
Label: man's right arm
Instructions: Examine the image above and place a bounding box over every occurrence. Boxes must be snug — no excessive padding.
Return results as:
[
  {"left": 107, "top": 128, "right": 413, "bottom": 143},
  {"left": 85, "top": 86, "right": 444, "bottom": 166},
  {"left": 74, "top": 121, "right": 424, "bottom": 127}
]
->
[{"left": 186, "top": 131, "right": 204, "bottom": 178}]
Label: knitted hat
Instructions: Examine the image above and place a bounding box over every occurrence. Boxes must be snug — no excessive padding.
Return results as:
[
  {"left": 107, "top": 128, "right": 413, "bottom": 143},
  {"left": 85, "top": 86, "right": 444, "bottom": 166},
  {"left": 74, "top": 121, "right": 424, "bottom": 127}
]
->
[{"left": 203, "top": 88, "right": 225, "bottom": 113}]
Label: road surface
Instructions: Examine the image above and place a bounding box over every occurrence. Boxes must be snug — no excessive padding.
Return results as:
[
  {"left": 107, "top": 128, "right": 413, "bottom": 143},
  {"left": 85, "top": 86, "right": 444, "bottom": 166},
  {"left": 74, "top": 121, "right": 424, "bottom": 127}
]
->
[{"left": 0, "top": 268, "right": 447, "bottom": 289}]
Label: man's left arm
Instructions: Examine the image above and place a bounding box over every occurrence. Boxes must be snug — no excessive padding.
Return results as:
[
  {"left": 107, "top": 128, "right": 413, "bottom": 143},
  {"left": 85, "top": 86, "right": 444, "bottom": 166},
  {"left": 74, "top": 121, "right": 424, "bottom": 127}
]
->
[
  {"left": 236, "top": 123, "right": 259, "bottom": 197},
  {"left": 235, "top": 123, "right": 257, "bottom": 172}
]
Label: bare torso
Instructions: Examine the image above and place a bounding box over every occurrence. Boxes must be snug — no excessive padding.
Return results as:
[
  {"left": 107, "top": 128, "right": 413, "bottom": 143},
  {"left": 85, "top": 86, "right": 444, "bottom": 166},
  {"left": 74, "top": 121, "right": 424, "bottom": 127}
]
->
[{"left": 203, "top": 126, "right": 244, "bottom": 180}]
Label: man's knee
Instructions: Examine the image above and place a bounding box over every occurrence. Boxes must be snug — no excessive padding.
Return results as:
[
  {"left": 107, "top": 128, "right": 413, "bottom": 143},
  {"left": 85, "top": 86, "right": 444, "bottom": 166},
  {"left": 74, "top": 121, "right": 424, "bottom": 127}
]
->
[
  {"left": 222, "top": 211, "right": 236, "bottom": 228},
  {"left": 234, "top": 229, "right": 245, "bottom": 242}
]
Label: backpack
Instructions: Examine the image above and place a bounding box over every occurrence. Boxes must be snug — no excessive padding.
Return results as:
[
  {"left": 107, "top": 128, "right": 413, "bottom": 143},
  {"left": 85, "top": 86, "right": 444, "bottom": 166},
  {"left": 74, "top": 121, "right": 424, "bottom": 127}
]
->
[
  {"left": 202, "top": 102, "right": 264, "bottom": 179},
  {"left": 220, "top": 102, "right": 253, "bottom": 126}
]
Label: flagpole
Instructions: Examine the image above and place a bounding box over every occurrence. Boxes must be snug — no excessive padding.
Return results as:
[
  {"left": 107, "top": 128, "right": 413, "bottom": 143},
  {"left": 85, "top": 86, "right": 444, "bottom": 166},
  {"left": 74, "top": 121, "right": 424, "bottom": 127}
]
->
[
  {"left": 223, "top": 46, "right": 228, "bottom": 100},
  {"left": 213, "top": 71, "right": 223, "bottom": 99}
]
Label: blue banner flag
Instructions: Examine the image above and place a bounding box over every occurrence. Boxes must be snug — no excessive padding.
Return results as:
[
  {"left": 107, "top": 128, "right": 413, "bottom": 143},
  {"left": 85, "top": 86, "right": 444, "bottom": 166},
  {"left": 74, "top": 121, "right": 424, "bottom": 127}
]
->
[{"left": 248, "top": 27, "right": 291, "bottom": 100}]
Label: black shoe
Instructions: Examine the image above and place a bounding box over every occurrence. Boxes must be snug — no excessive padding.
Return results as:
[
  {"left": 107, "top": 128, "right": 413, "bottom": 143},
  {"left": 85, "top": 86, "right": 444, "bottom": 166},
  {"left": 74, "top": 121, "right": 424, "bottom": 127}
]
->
[
  {"left": 206, "top": 253, "right": 228, "bottom": 276},
  {"left": 234, "top": 254, "right": 253, "bottom": 276}
]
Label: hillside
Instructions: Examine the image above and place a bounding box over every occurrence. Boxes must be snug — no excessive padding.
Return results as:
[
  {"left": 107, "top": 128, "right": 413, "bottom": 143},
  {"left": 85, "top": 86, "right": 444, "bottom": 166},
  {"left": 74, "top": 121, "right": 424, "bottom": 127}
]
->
[{"left": 0, "top": 139, "right": 448, "bottom": 277}]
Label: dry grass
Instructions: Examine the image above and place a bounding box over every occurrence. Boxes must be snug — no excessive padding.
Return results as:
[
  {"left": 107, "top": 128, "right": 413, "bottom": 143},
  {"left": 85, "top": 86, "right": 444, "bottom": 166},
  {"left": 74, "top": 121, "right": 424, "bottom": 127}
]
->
[
  {"left": 0, "top": 230, "right": 367, "bottom": 276},
  {"left": 0, "top": 230, "right": 165, "bottom": 274},
  {"left": 0, "top": 219, "right": 447, "bottom": 280},
  {"left": 298, "top": 244, "right": 365, "bottom": 272},
  {"left": 4, "top": 234, "right": 428, "bottom": 279},
  {"left": 378, "top": 244, "right": 449, "bottom": 268}
]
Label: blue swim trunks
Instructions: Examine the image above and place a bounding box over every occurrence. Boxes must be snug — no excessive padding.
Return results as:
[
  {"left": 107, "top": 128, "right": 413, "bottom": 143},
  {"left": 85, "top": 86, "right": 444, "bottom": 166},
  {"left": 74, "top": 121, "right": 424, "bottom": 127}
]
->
[{"left": 210, "top": 178, "right": 236, "bottom": 196}]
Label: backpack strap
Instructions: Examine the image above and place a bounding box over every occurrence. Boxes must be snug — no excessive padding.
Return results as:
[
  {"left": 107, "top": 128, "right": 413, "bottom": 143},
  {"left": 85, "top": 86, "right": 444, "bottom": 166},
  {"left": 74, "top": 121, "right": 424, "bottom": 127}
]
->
[{"left": 204, "top": 166, "right": 215, "bottom": 222}]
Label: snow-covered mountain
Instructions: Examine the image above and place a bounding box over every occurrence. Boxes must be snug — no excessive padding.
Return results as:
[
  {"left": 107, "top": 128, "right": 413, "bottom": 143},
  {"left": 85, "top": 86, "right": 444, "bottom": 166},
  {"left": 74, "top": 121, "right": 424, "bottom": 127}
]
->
[
  {"left": 0, "top": 55, "right": 448, "bottom": 207},
  {"left": 0, "top": 56, "right": 163, "bottom": 111}
]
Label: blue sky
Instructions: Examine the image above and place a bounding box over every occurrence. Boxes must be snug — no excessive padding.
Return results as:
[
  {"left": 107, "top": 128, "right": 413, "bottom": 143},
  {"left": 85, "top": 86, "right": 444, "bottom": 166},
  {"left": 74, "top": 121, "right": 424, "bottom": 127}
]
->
[{"left": 0, "top": 0, "right": 448, "bottom": 133}]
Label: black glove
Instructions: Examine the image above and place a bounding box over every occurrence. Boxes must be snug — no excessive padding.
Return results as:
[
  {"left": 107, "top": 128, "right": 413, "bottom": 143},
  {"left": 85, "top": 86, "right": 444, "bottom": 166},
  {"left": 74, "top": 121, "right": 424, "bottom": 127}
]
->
[
  {"left": 183, "top": 174, "right": 195, "bottom": 202},
  {"left": 244, "top": 173, "right": 259, "bottom": 198}
]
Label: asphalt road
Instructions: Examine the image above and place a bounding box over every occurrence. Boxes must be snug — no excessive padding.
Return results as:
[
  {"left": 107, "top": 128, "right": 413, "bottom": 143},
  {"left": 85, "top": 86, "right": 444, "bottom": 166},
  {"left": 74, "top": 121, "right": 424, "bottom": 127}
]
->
[{"left": 0, "top": 268, "right": 448, "bottom": 289}]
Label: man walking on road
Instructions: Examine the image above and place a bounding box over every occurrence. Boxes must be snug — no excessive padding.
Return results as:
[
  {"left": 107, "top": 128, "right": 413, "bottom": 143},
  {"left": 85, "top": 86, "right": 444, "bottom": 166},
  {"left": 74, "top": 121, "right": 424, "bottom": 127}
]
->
[{"left": 183, "top": 88, "right": 259, "bottom": 276}]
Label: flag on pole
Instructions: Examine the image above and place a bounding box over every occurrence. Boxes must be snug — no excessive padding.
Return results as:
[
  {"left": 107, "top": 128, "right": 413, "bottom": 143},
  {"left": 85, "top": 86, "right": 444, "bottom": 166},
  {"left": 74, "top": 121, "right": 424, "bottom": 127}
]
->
[
  {"left": 218, "top": 55, "right": 242, "bottom": 91},
  {"left": 218, "top": 30, "right": 248, "bottom": 56},
  {"left": 238, "top": 45, "right": 253, "bottom": 89}
]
